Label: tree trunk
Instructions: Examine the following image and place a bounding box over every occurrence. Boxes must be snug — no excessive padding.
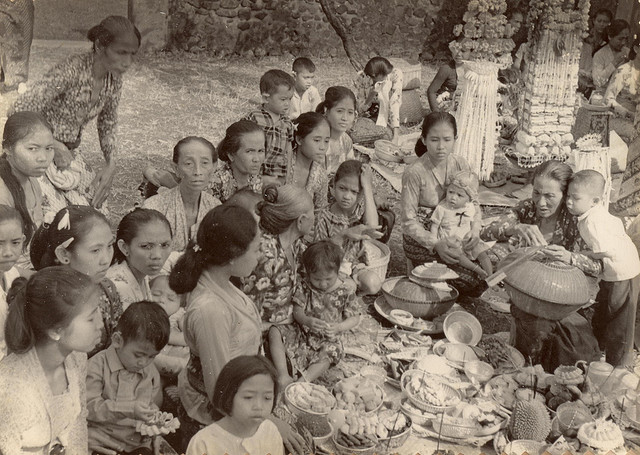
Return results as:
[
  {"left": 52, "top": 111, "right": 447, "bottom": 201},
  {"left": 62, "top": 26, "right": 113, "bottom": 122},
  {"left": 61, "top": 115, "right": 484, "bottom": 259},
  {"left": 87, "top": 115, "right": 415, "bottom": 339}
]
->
[{"left": 316, "top": 0, "right": 368, "bottom": 71}]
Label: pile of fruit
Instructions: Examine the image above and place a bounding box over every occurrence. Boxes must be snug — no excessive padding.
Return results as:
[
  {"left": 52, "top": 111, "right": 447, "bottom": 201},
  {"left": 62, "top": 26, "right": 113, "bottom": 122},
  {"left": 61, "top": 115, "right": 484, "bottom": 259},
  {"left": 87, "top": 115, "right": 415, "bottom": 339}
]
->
[
  {"left": 286, "top": 382, "right": 335, "bottom": 414},
  {"left": 335, "top": 409, "right": 410, "bottom": 449},
  {"left": 334, "top": 376, "right": 384, "bottom": 414}
]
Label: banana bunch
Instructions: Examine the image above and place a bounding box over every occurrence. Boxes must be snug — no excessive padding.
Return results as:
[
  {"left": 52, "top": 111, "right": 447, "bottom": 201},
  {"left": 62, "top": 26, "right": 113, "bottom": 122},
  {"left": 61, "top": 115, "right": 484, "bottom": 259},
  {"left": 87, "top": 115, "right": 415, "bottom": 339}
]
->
[{"left": 287, "top": 382, "right": 334, "bottom": 414}]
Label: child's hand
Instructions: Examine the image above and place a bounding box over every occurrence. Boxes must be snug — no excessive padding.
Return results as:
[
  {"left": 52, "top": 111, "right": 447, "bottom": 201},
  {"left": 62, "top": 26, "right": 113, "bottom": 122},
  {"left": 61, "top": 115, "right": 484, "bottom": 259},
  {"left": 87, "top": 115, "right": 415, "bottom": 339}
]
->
[
  {"left": 344, "top": 224, "right": 383, "bottom": 241},
  {"left": 133, "top": 402, "right": 156, "bottom": 422},
  {"left": 360, "top": 163, "right": 374, "bottom": 190},
  {"left": 307, "top": 317, "right": 329, "bottom": 333},
  {"left": 53, "top": 141, "right": 73, "bottom": 170}
]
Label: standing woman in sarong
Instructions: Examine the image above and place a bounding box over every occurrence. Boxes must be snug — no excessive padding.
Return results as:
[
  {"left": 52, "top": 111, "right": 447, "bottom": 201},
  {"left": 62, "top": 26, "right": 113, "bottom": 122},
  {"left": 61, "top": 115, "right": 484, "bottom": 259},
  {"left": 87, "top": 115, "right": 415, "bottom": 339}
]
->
[{"left": 10, "top": 15, "right": 140, "bottom": 219}]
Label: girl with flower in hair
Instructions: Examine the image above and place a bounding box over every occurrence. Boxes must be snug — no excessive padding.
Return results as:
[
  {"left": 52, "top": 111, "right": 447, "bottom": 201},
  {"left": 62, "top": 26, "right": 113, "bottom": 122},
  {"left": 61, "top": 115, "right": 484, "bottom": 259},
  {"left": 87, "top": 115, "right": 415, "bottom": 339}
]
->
[{"left": 30, "top": 205, "right": 123, "bottom": 357}]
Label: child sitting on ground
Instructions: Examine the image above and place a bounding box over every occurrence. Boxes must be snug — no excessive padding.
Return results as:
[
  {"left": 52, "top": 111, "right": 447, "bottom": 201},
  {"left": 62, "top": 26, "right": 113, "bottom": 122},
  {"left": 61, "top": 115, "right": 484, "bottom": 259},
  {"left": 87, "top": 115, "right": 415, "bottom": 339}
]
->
[
  {"left": 271, "top": 241, "right": 362, "bottom": 385},
  {"left": 314, "top": 160, "right": 383, "bottom": 295},
  {"left": 244, "top": 69, "right": 295, "bottom": 182},
  {"left": 559, "top": 170, "right": 640, "bottom": 366},
  {"left": 150, "top": 275, "right": 189, "bottom": 377},
  {"left": 354, "top": 57, "right": 403, "bottom": 143},
  {"left": 87, "top": 301, "right": 170, "bottom": 455},
  {"left": 290, "top": 57, "right": 322, "bottom": 120},
  {"left": 186, "top": 356, "right": 283, "bottom": 455},
  {"left": 429, "top": 170, "right": 494, "bottom": 278}
]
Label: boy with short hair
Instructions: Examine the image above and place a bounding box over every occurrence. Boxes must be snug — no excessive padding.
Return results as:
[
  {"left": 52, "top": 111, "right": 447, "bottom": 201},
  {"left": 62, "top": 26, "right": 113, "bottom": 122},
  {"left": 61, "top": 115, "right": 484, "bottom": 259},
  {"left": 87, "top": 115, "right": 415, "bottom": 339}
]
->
[
  {"left": 564, "top": 169, "right": 640, "bottom": 366},
  {"left": 87, "top": 301, "right": 170, "bottom": 455},
  {"left": 290, "top": 57, "right": 321, "bottom": 120},
  {"left": 244, "top": 69, "right": 295, "bottom": 180}
]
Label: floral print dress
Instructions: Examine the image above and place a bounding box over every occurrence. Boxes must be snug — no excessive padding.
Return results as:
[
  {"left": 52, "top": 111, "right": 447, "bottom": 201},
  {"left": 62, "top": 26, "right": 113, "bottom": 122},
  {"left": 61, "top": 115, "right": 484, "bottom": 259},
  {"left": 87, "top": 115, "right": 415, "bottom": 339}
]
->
[
  {"left": 314, "top": 202, "right": 368, "bottom": 277},
  {"left": 242, "top": 232, "right": 306, "bottom": 326},
  {"left": 285, "top": 278, "right": 360, "bottom": 373},
  {"left": 11, "top": 52, "right": 122, "bottom": 218},
  {"left": 89, "top": 277, "right": 124, "bottom": 358},
  {"left": 285, "top": 152, "right": 328, "bottom": 211},
  {"left": 210, "top": 161, "right": 263, "bottom": 203}
]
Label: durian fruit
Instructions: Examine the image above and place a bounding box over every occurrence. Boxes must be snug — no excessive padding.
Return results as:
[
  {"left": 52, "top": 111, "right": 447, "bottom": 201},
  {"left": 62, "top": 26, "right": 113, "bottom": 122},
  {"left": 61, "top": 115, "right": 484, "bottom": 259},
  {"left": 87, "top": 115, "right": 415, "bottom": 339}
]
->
[{"left": 508, "top": 399, "right": 551, "bottom": 442}]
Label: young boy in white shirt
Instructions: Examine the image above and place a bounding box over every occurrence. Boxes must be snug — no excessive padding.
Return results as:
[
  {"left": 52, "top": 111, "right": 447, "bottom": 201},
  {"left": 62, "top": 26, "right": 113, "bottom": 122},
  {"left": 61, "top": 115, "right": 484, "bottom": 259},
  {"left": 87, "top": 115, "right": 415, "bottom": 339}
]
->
[
  {"left": 289, "top": 57, "right": 321, "bottom": 120},
  {"left": 565, "top": 169, "right": 640, "bottom": 366}
]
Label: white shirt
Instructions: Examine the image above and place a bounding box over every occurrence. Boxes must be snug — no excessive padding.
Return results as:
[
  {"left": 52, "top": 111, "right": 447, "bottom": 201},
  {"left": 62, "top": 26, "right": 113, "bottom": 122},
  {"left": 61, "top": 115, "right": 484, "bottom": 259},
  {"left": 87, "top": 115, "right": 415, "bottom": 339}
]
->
[
  {"left": 289, "top": 85, "right": 321, "bottom": 120},
  {"left": 577, "top": 204, "right": 640, "bottom": 281},
  {"left": 186, "top": 419, "right": 284, "bottom": 455}
]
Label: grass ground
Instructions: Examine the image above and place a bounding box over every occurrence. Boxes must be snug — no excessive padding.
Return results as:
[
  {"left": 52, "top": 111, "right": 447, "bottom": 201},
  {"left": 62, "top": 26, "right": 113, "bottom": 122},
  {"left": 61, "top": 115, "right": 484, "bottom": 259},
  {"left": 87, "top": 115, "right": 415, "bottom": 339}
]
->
[{"left": 1, "top": 41, "right": 513, "bottom": 333}]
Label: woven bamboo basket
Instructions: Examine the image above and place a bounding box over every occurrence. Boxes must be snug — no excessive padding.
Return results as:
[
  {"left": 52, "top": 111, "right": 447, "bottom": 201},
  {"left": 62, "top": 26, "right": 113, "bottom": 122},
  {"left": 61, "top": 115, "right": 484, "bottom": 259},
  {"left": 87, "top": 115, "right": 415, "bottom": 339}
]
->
[
  {"left": 381, "top": 277, "right": 457, "bottom": 319},
  {"left": 503, "top": 259, "right": 590, "bottom": 320},
  {"left": 432, "top": 417, "right": 478, "bottom": 439},
  {"left": 376, "top": 418, "right": 412, "bottom": 451}
]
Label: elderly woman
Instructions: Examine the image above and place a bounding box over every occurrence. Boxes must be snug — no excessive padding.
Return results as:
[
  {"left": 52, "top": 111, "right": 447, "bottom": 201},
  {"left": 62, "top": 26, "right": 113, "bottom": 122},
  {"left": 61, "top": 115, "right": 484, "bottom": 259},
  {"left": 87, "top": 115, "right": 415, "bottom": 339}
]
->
[
  {"left": 401, "top": 112, "right": 484, "bottom": 296},
  {"left": 10, "top": 16, "right": 140, "bottom": 219},
  {"left": 481, "top": 160, "right": 602, "bottom": 371},
  {"left": 143, "top": 136, "right": 221, "bottom": 252},
  {"left": 210, "top": 120, "right": 265, "bottom": 203}
]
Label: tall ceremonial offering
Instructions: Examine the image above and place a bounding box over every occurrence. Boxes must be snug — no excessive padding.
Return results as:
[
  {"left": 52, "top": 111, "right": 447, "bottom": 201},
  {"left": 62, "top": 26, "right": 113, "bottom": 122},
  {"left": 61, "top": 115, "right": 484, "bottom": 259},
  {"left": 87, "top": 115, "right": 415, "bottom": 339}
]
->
[
  {"left": 449, "top": 0, "right": 516, "bottom": 181},
  {"left": 512, "top": 0, "right": 591, "bottom": 168}
]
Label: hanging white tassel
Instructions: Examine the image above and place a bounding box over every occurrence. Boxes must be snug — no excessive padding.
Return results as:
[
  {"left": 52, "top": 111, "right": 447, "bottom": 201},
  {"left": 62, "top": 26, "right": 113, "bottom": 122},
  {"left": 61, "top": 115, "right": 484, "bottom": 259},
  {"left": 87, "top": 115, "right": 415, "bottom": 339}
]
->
[{"left": 454, "top": 60, "right": 500, "bottom": 181}]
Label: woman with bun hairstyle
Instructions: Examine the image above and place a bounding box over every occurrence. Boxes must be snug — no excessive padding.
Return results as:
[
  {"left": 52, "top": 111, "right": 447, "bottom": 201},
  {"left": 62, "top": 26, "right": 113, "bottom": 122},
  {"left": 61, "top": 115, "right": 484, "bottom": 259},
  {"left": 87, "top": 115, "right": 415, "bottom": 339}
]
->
[
  {"left": 30, "top": 205, "right": 123, "bottom": 357},
  {"left": 210, "top": 120, "right": 265, "bottom": 203},
  {"left": 242, "top": 184, "right": 314, "bottom": 327},
  {"left": 10, "top": 15, "right": 141, "bottom": 217},
  {"left": 0, "top": 267, "right": 103, "bottom": 454},
  {"left": 169, "top": 204, "right": 307, "bottom": 455}
]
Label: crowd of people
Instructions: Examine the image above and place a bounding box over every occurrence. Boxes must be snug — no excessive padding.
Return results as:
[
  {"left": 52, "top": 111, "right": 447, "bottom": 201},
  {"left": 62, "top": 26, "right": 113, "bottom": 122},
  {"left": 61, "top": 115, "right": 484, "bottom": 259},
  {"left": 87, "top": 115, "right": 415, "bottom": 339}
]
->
[{"left": 0, "top": 8, "right": 638, "bottom": 455}]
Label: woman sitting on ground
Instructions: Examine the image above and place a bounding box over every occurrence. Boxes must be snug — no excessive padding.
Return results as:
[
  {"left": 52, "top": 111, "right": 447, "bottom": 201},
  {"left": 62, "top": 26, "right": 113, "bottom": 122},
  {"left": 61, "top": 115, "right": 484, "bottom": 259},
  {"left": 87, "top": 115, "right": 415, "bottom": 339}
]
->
[{"left": 143, "top": 136, "right": 221, "bottom": 252}]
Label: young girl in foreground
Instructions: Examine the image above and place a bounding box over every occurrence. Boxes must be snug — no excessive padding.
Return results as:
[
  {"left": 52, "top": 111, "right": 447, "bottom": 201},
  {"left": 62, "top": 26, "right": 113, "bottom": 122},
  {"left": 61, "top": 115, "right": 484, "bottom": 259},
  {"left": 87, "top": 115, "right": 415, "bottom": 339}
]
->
[
  {"left": 314, "top": 160, "right": 382, "bottom": 295},
  {"left": 186, "top": 355, "right": 283, "bottom": 455},
  {"left": 317, "top": 86, "right": 357, "bottom": 175},
  {"left": 0, "top": 267, "right": 103, "bottom": 454},
  {"left": 286, "top": 241, "right": 361, "bottom": 383},
  {"left": 286, "top": 112, "right": 330, "bottom": 210},
  {"left": 0, "top": 205, "right": 28, "bottom": 360}
]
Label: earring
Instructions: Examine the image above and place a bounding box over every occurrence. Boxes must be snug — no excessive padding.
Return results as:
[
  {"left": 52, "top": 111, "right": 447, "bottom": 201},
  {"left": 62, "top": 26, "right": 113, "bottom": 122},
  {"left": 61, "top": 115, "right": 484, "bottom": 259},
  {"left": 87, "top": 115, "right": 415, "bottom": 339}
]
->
[{"left": 62, "top": 258, "right": 70, "bottom": 264}]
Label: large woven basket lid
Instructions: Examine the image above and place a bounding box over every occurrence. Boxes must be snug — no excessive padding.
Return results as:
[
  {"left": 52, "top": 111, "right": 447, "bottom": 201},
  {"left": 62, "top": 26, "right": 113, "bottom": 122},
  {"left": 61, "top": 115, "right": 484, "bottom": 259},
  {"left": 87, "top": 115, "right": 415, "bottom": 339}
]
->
[{"left": 503, "top": 259, "right": 590, "bottom": 305}]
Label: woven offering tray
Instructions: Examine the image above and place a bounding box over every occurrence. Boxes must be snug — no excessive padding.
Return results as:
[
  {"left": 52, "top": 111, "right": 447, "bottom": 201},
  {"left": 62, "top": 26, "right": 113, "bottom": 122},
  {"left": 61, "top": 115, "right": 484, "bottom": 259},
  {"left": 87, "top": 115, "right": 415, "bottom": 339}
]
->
[{"left": 505, "top": 151, "right": 570, "bottom": 169}]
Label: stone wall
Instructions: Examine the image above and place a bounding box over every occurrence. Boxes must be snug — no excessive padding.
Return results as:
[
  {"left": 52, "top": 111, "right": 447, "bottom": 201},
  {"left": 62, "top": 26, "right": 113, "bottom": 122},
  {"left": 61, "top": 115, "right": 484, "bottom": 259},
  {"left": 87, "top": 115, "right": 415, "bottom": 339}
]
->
[{"left": 168, "top": 0, "right": 443, "bottom": 61}]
